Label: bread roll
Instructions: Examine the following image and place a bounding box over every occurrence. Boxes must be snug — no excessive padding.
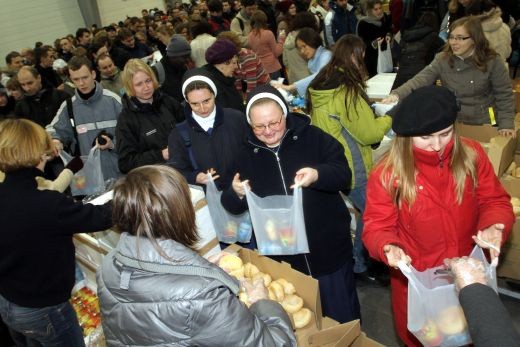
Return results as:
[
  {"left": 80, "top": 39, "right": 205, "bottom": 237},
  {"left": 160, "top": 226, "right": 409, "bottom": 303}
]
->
[
  {"left": 244, "top": 262, "right": 260, "bottom": 278},
  {"left": 218, "top": 254, "right": 243, "bottom": 272},
  {"left": 229, "top": 266, "right": 244, "bottom": 279},
  {"left": 275, "top": 278, "right": 296, "bottom": 295},
  {"left": 293, "top": 308, "right": 312, "bottom": 329},
  {"left": 281, "top": 294, "right": 304, "bottom": 314},
  {"left": 267, "top": 286, "right": 277, "bottom": 301},
  {"left": 436, "top": 306, "right": 467, "bottom": 335},
  {"left": 511, "top": 197, "right": 520, "bottom": 207},
  {"left": 514, "top": 167, "right": 520, "bottom": 178},
  {"left": 268, "top": 281, "right": 285, "bottom": 301}
]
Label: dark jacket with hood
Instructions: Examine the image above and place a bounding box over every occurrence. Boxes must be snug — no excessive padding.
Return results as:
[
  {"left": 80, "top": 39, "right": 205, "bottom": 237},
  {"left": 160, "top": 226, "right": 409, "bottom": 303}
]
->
[
  {"left": 0, "top": 89, "right": 15, "bottom": 119},
  {"left": 199, "top": 65, "right": 246, "bottom": 112},
  {"left": 221, "top": 85, "right": 353, "bottom": 276},
  {"left": 116, "top": 90, "right": 184, "bottom": 173},
  {"left": 392, "top": 24, "right": 444, "bottom": 89},
  {"left": 357, "top": 13, "right": 392, "bottom": 77},
  {"left": 15, "top": 88, "right": 70, "bottom": 127},
  {"left": 155, "top": 56, "right": 188, "bottom": 103},
  {"left": 168, "top": 103, "right": 248, "bottom": 189}
]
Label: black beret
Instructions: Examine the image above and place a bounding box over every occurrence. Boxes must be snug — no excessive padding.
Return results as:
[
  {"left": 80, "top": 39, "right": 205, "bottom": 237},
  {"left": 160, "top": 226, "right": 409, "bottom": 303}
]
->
[
  {"left": 392, "top": 85, "right": 459, "bottom": 136},
  {"left": 205, "top": 39, "right": 238, "bottom": 65}
]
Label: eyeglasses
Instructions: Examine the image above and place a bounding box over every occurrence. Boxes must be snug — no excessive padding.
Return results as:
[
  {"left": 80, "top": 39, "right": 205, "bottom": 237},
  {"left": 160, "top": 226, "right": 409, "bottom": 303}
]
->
[
  {"left": 251, "top": 114, "right": 284, "bottom": 133},
  {"left": 448, "top": 36, "right": 471, "bottom": 42}
]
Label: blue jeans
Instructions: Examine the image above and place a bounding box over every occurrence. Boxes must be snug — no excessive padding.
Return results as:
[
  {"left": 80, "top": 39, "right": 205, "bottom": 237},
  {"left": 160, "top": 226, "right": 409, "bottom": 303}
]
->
[
  {"left": 0, "top": 294, "right": 84, "bottom": 347},
  {"left": 348, "top": 184, "right": 368, "bottom": 273}
]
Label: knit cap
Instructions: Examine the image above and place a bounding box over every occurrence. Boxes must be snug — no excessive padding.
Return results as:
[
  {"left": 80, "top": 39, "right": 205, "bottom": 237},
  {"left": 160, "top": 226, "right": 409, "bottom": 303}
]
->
[
  {"left": 205, "top": 39, "right": 238, "bottom": 65},
  {"left": 166, "top": 34, "right": 191, "bottom": 57}
]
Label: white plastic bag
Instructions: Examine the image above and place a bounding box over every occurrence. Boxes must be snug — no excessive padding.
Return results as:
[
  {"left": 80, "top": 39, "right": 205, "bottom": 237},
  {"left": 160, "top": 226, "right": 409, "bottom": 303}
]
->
[
  {"left": 206, "top": 174, "right": 252, "bottom": 244},
  {"left": 60, "top": 147, "right": 104, "bottom": 196},
  {"left": 377, "top": 41, "right": 393, "bottom": 74},
  {"left": 244, "top": 185, "right": 309, "bottom": 255},
  {"left": 398, "top": 246, "right": 497, "bottom": 347}
]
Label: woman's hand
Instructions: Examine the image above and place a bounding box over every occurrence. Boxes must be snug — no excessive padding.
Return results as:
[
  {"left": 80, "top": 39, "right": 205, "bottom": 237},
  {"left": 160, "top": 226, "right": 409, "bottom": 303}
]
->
[
  {"left": 381, "top": 93, "right": 399, "bottom": 104},
  {"left": 96, "top": 135, "right": 114, "bottom": 150},
  {"left": 271, "top": 82, "right": 296, "bottom": 92},
  {"left": 472, "top": 223, "right": 503, "bottom": 260},
  {"left": 195, "top": 168, "right": 220, "bottom": 185},
  {"left": 162, "top": 147, "right": 169, "bottom": 160},
  {"left": 383, "top": 244, "right": 411, "bottom": 268},
  {"left": 52, "top": 139, "right": 63, "bottom": 156},
  {"left": 498, "top": 129, "right": 516, "bottom": 138},
  {"left": 232, "top": 173, "right": 250, "bottom": 199},
  {"left": 291, "top": 167, "right": 318, "bottom": 188}
]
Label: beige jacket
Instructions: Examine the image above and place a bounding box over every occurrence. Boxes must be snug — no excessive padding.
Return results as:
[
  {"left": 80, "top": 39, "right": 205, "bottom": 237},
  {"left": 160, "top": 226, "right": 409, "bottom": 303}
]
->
[
  {"left": 478, "top": 8, "right": 512, "bottom": 63},
  {"left": 394, "top": 52, "right": 514, "bottom": 130}
]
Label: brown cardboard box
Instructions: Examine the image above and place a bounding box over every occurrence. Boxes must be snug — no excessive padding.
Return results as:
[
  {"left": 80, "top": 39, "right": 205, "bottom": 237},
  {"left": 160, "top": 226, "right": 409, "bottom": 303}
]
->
[
  {"left": 296, "top": 318, "right": 361, "bottom": 347},
  {"left": 498, "top": 177, "right": 520, "bottom": 280},
  {"left": 456, "top": 123, "right": 516, "bottom": 176},
  {"left": 351, "top": 332, "right": 386, "bottom": 347},
  {"left": 224, "top": 244, "right": 323, "bottom": 330}
]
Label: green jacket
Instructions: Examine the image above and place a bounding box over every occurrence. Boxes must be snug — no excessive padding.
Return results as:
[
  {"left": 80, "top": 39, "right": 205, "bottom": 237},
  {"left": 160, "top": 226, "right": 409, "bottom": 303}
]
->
[{"left": 308, "top": 86, "right": 391, "bottom": 188}]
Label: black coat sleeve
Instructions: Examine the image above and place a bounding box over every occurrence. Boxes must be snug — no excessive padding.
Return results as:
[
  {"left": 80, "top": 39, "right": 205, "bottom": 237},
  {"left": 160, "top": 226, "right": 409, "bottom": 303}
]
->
[
  {"left": 115, "top": 112, "right": 164, "bottom": 174},
  {"left": 459, "top": 283, "right": 520, "bottom": 347},
  {"left": 167, "top": 128, "right": 200, "bottom": 184}
]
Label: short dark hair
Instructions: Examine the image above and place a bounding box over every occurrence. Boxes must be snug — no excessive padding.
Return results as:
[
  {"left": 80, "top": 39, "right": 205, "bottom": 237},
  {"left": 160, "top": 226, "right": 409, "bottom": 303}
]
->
[
  {"left": 118, "top": 28, "right": 134, "bottom": 40},
  {"left": 76, "top": 28, "right": 91, "bottom": 40},
  {"left": 241, "top": 0, "right": 256, "bottom": 7},
  {"left": 364, "top": 0, "right": 383, "bottom": 12},
  {"left": 105, "top": 25, "right": 117, "bottom": 32},
  {"left": 296, "top": 27, "right": 323, "bottom": 49},
  {"left": 5, "top": 51, "right": 21, "bottom": 65},
  {"left": 191, "top": 20, "right": 213, "bottom": 37},
  {"left": 290, "top": 11, "right": 319, "bottom": 32},
  {"left": 34, "top": 45, "right": 53, "bottom": 65},
  {"left": 68, "top": 55, "right": 93, "bottom": 72},
  {"left": 208, "top": 0, "right": 223, "bottom": 12}
]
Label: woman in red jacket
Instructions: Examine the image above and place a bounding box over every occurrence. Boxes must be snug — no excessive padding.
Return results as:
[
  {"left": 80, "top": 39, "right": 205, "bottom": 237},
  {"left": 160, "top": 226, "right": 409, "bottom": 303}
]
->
[{"left": 362, "top": 85, "right": 514, "bottom": 347}]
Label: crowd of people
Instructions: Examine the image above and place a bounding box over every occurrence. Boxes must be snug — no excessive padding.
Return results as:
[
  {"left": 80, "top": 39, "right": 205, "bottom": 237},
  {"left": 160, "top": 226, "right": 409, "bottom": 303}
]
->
[{"left": 1, "top": 0, "right": 520, "bottom": 346}]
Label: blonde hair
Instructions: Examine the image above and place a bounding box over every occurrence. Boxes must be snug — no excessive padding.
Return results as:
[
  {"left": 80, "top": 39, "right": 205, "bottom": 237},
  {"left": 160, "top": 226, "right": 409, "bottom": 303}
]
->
[
  {"left": 112, "top": 165, "right": 199, "bottom": 260},
  {"left": 0, "top": 119, "right": 53, "bottom": 172},
  {"left": 217, "top": 31, "right": 241, "bottom": 49},
  {"left": 121, "top": 59, "right": 159, "bottom": 97},
  {"left": 379, "top": 130, "right": 477, "bottom": 206}
]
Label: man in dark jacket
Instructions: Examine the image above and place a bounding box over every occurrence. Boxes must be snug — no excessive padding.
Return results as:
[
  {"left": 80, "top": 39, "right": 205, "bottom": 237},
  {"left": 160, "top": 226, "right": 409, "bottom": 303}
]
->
[
  {"left": 200, "top": 39, "right": 245, "bottom": 112},
  {"left": 15, "top": 66, "right": 69, "bottom": 127},
  {"left": 116, "top": 28, "right": 153, "bottom": 59},
  {"left": 34, "top": 46, "right": 63, "bottom": 91},
  {"left": 331, "top": 0, "right": 358, "bottom": 42},
  {"left": 208, "top": 0, "right": 231, "bottom": 35},
  {"left": 221, "top": 85, "right": 360, "bottom": 324}
]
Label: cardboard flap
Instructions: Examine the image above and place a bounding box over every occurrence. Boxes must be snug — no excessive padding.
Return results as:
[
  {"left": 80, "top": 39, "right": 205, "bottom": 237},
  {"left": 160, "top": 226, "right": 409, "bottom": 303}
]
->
[
  {"left": 351, "top": 332, "right": 385, "bottom": 347},
  {"left": 307, "top": 320, "right": 361, "bottom": 347},
  {"left": 456, "top": 123, "right": 498, "bottom": 142}
]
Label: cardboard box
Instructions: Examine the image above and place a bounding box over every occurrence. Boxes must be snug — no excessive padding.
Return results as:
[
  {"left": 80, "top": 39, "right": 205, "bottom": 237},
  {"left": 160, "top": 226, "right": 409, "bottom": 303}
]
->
[
  {"left": 224, "top": 244, "right": 323, "bottom": 330},
  {"left": 456, "top": 123, "right": 516, "bottom": 176},
  {"left": 497, "top": 176, "right": 520, "bottom": 280},
  {"left": 296, "top": 318, "right": 361, "bottom": 347},
  {"left": 351, "top": 332, "right": 385, "bottom": 347}
]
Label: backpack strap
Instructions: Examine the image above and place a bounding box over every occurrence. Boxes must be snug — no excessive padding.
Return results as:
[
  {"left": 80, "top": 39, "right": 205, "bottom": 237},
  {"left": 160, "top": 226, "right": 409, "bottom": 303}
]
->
[
  {"left": 237, "top": 17, "right": 244, "bottom": 32},
  {"left": 175, "top": 120, "right": 199, "bottom": 171},
  {"left": 153, "top": 60, "right": 166, "bottom": 85},
  {"left": 66, "top": 98, "right": 81, "bottom": 156}
]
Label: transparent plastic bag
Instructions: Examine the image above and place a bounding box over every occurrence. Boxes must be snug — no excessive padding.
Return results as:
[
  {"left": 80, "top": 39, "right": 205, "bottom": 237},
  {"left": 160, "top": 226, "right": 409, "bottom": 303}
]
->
[
  {"left": 206, "top": 174, "right": 252, "bottom": 243},
  {"left": 398, "top": 246, "right": 497, "bottom": 347},
  {"left": 60, "top": 147, "right": 104, "bottom": 196},
  {"left": 377, "top": 41, "right": 393, "bottom": 73},
  {"left": 244, "top": 185, "right": 309, "bottom": 255}
]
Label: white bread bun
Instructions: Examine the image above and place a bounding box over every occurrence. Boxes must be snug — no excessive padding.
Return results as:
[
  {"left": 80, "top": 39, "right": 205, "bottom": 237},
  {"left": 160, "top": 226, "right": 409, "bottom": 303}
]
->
[
  {"left": 436, "top": 306, "right": 467, "bottom": 335},
  {"left": 281, "top": 294, "right": 304, "bottom": 314},
  {"left": 274, "top": 278, "right": 296, "bottom": 295},
  {"left": 293, "top": 308, "right": 312, "bottom": 329},
  {"left": 252, "top": 272, "right": 272, "bottom": 287},
  {"left": 218, "top": 254, "right": 243, "bottom": 272},
  {"left": 268, "top": 281, "right": 285, "bottom": 301},
  {"left": 244, "top": 262, "right": 260, "bottom": 278}
]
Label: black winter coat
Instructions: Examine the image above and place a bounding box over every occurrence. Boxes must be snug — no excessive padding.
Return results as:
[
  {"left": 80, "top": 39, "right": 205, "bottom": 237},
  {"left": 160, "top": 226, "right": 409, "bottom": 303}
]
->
[
  {"left": 392, "top": 25, "right": 444, "bottom": 89},
  {"left": 200, "top": 65, "right": 246, "bottom": 113},
  {"left": 156, "top": 56, "right": 187, "bottom": 103},
  {"left": 116, "top": 91, "right": 184, "bottom": 173},
  {"left": 221, "top": 113, "right": 353, "bottom": 276},
  {"left": 15, "top": 88, "right": 70, "bottom": 127},
  {"left": 168, "top": 103, "right": 248, "bottom": 189},
  {"left": 0, "top": 168, "right": 112, "bottom": 308},
  {"left": 357, "top": 14, "right": 392, "bottom": 77}
]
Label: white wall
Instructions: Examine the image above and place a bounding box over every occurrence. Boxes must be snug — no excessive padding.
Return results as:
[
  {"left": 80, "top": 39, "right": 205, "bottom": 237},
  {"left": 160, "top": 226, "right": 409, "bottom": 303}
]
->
[
  {"left": 97, "top": 0, "right": 165, "bottom": 26},
  {"left": 0, "top": 0, "right": 85, "bottom": 68}
]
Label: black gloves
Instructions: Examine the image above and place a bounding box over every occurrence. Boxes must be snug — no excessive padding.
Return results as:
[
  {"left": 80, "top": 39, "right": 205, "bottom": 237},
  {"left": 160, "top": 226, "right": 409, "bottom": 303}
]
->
[{"left": 65, "top": 156, "right": 84, "bottom": 174}]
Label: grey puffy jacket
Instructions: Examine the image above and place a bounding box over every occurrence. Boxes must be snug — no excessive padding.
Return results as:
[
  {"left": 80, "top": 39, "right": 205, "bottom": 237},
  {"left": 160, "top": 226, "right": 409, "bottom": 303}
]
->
[{"left": 97, "top": 233, "right": 296, "bottom": 346}]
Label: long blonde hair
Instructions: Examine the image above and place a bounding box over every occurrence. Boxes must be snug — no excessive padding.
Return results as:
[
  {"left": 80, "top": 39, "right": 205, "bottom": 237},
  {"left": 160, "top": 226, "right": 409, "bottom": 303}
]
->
[{"left": 379, "top": 130, "right": 478, "bottom": 206}]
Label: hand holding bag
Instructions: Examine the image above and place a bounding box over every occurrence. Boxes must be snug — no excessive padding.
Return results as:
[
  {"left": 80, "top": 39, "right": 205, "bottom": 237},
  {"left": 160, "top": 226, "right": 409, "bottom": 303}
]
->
[
  {"left": 206, "top": 174, "right": 252, "bottom": 244},
  {"left": 377, "top": 39, "right": 393, "bottom": 74},
  {"left": 244, "top": 185, "right": 309, "bottom": 255},
  {"left": 398, "top": 246, "right": 497, "bottom": 347},
  {"left": 60, "top": 147, "right": 104, "bottom": 196}
]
